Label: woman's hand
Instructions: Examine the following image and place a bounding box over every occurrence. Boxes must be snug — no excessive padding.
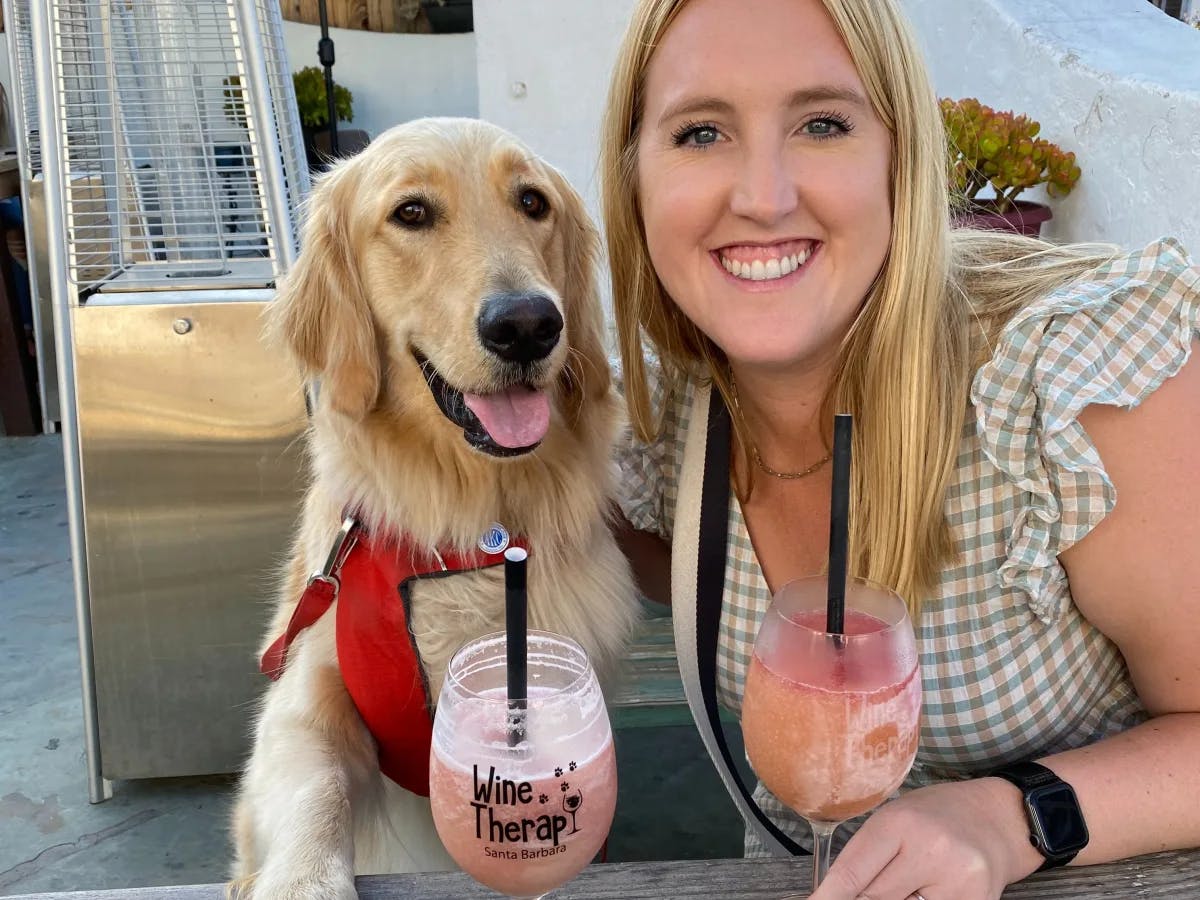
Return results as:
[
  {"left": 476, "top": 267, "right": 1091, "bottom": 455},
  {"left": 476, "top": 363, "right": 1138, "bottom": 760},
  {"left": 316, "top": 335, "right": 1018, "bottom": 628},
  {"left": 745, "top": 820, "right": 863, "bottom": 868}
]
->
[{"left": 809, "top": 777, "right": 1043, "bottom": 900}]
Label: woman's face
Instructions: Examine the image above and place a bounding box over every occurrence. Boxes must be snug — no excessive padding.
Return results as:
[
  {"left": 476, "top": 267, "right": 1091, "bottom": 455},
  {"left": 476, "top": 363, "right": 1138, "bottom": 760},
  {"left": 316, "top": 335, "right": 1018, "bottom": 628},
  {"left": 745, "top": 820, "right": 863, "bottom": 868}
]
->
[{"left": 636, "top": 0, "right": 893, "bottom": 377}]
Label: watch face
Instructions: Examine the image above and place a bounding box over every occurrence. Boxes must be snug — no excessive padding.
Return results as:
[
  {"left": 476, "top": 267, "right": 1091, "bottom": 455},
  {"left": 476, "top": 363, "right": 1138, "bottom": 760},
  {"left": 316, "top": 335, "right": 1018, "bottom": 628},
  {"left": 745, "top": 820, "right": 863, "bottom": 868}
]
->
[{"left": 1028, "top": 783, "right": 1089, "bottom": 854}]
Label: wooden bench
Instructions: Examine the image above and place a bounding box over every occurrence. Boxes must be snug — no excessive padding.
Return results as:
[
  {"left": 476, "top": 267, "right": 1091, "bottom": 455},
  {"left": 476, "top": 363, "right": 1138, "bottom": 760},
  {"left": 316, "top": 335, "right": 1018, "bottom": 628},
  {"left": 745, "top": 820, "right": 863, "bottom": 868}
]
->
[
  {"left": 17, "top": 850, "right": 1200, "bottom": 898},
  {"left": 609, "top": 612, "right": 693, "bottom": 729}
]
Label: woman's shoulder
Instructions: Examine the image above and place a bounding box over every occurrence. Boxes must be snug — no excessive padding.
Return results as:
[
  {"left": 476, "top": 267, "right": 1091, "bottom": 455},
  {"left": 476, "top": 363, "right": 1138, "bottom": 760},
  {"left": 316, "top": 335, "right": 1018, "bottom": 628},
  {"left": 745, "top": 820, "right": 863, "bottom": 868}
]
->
[
  {"left": 1006, "top": 236, "right": 1197, "bottom": 331},
  {"left": 973, "top": 236, "right": 1199, "bottom": 417},
  {"left": 965, "top": 237, "right": 1199, "bottom": 622},
  {"left": 611, "top": 350, "right": 702, "bottom": 538},
  {"left": 612, "top": 350, "right": 701, "bottom": 454}
]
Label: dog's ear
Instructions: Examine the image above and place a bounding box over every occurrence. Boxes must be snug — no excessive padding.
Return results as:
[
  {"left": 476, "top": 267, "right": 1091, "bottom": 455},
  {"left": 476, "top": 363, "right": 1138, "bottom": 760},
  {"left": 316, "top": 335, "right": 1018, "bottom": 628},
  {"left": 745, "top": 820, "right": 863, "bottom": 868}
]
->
[
  {"left": 270, "top": 170, "right": 380, "bottom": 420},
  {"left": 548, "top": 167, "right": 611, "bottom": 428}
]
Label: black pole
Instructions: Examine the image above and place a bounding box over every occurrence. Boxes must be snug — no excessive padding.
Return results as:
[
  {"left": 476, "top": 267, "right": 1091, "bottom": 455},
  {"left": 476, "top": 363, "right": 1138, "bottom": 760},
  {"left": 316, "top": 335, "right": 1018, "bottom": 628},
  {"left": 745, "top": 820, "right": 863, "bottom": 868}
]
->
[{"left": 316, "top": 0, "right": 339, "bottom": 157}]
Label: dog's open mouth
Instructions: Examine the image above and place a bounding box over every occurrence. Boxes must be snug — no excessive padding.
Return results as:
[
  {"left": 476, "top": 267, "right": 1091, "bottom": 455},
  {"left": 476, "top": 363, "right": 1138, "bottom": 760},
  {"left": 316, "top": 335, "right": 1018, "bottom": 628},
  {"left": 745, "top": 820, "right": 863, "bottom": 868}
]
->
[{"left": 415, "top": 352, "right": 549, "bottom": 457}]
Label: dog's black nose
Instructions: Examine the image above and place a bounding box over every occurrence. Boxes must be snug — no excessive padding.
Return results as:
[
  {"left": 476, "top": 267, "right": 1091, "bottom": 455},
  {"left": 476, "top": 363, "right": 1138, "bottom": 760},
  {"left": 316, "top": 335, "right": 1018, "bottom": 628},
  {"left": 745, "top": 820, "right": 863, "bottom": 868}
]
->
[{"left": 477, "top": 293, "right": 563, "bottom": 364}]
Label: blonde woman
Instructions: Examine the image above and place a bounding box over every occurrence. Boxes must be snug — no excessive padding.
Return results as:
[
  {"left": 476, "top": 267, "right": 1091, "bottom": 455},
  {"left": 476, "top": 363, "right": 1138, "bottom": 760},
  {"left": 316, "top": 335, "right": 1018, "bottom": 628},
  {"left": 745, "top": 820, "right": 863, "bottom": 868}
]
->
[{"left": 602, "top": 0, "right": 1200, "bottom": 898}]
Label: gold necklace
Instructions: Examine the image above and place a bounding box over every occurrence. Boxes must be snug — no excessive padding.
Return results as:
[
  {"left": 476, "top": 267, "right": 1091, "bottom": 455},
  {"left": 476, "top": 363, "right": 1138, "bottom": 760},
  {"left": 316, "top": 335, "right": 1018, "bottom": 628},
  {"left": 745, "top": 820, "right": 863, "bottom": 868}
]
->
[{"left": 729, "top": 375, "right": 832, "bottom": 480}]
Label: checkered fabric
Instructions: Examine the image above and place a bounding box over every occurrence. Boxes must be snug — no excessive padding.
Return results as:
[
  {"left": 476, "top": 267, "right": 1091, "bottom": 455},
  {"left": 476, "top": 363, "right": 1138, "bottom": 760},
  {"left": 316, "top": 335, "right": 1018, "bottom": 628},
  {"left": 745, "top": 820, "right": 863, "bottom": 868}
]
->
[{"left": 615, "top": 238, "right": 1200, "bottom": 855}]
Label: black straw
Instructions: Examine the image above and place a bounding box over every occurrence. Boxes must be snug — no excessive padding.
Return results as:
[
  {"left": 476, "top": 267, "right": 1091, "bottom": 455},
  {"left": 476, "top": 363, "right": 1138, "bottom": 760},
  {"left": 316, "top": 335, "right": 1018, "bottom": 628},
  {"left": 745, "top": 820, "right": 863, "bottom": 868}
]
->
[
  {"left": 827, "top": 414, "right": 853, "bottom": 637},
  {"left": 504, "top": 547, "right": 528, "bottom": 747}
]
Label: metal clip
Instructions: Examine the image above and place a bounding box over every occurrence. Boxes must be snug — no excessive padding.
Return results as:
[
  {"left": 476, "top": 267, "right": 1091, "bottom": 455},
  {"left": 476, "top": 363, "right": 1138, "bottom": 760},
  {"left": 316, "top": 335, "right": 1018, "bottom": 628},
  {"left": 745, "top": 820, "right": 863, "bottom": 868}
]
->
[{"left": 308, "top": 514, "right": 360, "bottom": 589}]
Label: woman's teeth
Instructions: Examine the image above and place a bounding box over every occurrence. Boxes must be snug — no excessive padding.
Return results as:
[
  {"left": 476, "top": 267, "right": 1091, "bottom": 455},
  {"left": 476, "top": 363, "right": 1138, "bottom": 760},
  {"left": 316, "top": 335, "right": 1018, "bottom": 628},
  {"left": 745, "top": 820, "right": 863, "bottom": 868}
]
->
[{"left": 720, "top": 246, "right": 812, "bottom": 281}]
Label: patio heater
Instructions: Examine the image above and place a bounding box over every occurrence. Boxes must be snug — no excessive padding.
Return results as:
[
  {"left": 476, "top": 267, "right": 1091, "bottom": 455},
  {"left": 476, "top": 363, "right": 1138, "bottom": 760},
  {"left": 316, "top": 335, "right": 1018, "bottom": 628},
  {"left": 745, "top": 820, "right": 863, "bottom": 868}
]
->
[
  {"left": 2, "top": 0, "right": 58, "bottom": 432},
  {"left": 26, "top": 0, "right": 312, "bottom": 802}
]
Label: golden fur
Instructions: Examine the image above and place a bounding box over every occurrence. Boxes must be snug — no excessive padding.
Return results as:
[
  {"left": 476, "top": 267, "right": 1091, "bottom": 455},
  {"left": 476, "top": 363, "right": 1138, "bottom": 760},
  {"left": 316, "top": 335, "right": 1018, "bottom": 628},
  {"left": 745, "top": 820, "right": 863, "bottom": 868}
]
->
[{"left": 230, "top": 118, "right": 638, "bottom": 899}]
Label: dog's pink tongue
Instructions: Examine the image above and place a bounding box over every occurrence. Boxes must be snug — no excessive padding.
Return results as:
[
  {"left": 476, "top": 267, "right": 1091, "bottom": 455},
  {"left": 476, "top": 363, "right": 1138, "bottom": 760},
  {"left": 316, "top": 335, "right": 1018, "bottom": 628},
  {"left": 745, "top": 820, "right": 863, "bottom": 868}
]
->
[{"left": 463, "top": 386, "right": 550, "bottom": 448}]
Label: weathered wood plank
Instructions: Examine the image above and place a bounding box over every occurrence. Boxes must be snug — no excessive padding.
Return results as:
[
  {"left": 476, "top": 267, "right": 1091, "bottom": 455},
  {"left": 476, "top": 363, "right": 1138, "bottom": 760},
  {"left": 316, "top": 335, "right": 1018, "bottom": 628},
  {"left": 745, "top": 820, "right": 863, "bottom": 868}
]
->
[
  {"left": 366, "top": 0, "right": 395, "bottom": 33},
  {"left": 15, "top": 851, "right": 1200, "bottom": 899},
  {"left": 279, "top": 0, "right": 304, "bottom": 23},
  {"left": 608, "top": 614, "right": 695, "bottom": 728},
  {"left": 294, "top": 0, "right": 320, "bottom": 28},
  {"left": 282, "top": 0, "right": 427, "bottom": 32},
  {"left": 341, "top": 0, "right": 370, "bottom": 30}
]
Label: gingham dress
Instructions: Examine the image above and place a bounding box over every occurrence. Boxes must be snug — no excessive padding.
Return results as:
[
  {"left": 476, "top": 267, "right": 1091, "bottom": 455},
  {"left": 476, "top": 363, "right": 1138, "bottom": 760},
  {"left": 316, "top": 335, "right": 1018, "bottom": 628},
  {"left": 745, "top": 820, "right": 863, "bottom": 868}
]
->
[{"left": 615, "top": 238, "right": 1200, "bottom": 855}]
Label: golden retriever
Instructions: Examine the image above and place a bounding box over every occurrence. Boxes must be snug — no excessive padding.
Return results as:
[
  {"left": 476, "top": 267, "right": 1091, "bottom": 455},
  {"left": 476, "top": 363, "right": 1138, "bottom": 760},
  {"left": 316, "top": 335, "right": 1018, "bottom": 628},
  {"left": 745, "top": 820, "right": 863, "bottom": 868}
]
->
[{"left": 230, "top": 118, "right": 638, "bottom": 899}]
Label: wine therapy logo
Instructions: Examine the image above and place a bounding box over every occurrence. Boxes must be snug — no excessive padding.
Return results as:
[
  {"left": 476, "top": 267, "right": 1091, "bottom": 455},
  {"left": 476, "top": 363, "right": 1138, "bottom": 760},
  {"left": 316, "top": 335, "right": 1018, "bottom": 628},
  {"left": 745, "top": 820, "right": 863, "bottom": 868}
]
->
[{"left": 470, "top": 760, "right": 584, "bottom": 858}]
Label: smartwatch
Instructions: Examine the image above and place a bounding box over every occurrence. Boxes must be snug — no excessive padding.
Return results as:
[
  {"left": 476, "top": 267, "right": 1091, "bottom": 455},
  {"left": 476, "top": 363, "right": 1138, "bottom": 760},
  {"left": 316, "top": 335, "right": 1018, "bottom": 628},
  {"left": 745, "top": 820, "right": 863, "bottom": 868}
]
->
[{"left": 990, "top": 761, "right": 1089, "bottom": 871}]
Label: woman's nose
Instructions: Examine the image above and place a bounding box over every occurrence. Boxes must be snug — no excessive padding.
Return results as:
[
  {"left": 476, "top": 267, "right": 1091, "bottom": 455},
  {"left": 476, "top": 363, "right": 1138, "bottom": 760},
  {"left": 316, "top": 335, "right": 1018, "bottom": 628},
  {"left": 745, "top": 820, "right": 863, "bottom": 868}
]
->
[{"left": 729, "top": 144, "right": 799, "bottom": 226}]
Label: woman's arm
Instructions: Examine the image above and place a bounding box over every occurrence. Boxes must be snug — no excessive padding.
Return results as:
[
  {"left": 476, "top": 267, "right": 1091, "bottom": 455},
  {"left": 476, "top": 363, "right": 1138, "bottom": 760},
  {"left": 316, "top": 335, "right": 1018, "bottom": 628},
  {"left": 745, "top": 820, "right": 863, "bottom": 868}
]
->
[
  {"left": 812, "top": 341, "right": 1200, "bottom": 900},
  {"left": 615, "top": 515, "right": 672, "bottom": 606},
  {"left": 1044, "top": 337, "right": 1200, "bottom": 863}
]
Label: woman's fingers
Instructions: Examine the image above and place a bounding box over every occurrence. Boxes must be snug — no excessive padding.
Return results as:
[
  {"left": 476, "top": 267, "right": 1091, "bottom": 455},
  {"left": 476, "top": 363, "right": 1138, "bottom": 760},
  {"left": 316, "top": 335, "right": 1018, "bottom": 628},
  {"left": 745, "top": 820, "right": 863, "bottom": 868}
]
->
[
  {"left": 806, "top": 781, "right": 1017, "bottom": 900},
  {"left": 807, "top": 823, "right": 902, "bottom": 899}
]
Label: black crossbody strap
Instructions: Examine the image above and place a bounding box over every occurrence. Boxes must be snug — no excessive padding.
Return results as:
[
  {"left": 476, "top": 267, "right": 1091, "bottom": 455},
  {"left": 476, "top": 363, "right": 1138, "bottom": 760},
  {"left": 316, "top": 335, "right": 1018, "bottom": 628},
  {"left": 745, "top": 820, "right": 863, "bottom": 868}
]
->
[{"left": 694, "top": 386, "right": 806, "bottom": 857}]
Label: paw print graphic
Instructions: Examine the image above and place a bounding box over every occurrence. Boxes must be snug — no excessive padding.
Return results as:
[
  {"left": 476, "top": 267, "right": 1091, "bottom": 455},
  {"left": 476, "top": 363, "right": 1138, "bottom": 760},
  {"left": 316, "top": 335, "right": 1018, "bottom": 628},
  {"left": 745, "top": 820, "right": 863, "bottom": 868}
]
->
[
  {"left": 554, "top": 767, "right": 563, "bottom": 777},
  {"left": 560, "top": 781, "right": 570, "bottom": 792},
  {"left": 568, "top": 761, "right": 577, "bottom": 772},
  {"left": 539, "top": 793, "right": 549, "bottom": 804}
]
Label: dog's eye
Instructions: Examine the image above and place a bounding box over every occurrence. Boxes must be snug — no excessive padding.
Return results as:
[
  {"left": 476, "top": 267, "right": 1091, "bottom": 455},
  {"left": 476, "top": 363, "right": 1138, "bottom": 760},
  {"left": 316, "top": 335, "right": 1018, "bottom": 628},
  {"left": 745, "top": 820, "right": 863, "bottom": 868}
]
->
[
  {"left": 519, "top": 188, "right": 549, "bottom": 220},
  {"left": 392, "top": 201, "right": 430, "bottom": 228}
]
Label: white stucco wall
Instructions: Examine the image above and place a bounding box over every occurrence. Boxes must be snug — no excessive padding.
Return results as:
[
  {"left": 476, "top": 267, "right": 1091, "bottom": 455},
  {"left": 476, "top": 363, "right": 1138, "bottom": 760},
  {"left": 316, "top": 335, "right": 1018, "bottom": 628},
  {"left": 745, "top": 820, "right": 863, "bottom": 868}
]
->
[
  {"left": 903, "top": 0, "right": 1200, "bottom": 250},
  {"left": 281, "top": 21, "right": 478, "bottom": 141},
  {"left": 475, "top": 0, "right": 1200, "bottom": 254},
  {"left": 474, "top": 0, "right": 639, "bottom": 225}
]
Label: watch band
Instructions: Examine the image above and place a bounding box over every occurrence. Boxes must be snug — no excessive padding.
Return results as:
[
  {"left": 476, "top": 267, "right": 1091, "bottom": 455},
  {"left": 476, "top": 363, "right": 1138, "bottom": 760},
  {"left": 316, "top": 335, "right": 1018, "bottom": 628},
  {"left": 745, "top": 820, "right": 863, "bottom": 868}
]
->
[
  {"left": 991, "top": 761, "right": 1086, "bottom": 871},
  {"left": 992, "top": 760, "right": 1061, "bottom": 790}
]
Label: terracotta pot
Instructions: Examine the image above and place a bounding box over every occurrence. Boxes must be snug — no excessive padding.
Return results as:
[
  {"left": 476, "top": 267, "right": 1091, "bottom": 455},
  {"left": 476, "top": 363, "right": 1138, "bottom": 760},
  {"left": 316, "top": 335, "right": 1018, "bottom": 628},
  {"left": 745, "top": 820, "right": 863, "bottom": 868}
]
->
[{"left": 954, "top": 200, "right": 1053, "bottom": 237}]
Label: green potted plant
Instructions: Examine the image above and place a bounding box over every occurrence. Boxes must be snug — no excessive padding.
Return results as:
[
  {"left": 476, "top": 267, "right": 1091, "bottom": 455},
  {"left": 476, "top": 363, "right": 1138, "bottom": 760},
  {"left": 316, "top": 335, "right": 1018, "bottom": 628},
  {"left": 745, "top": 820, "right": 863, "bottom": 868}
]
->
[
  {"left": 941, "top": 97, "right": 1082, "bottom": 236},
  {"left": 292, "top": 66, "right": 355, "bottom": 168}
]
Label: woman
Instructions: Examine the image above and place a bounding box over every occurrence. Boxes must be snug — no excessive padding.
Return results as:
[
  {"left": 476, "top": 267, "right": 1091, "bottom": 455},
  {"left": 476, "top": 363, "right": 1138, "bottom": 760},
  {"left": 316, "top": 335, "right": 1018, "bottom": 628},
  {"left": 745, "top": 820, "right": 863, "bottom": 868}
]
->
[{"left": 600, "top": 0, "right": 1200, "bottom": 898}]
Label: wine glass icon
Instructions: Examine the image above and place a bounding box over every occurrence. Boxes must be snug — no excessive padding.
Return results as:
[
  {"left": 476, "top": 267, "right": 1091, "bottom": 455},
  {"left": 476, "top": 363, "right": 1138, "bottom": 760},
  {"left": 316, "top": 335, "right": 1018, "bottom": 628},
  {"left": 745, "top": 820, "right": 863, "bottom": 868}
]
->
[{"left": 561, "top": 783, "right": 583, "bottom": 834}]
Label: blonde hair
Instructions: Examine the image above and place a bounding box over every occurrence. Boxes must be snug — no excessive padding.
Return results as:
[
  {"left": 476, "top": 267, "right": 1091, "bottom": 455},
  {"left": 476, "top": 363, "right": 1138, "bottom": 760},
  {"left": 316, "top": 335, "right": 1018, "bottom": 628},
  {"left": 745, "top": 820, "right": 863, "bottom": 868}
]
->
[{"left": 600, "top": 0, "right": 1118, "bottom": 613}]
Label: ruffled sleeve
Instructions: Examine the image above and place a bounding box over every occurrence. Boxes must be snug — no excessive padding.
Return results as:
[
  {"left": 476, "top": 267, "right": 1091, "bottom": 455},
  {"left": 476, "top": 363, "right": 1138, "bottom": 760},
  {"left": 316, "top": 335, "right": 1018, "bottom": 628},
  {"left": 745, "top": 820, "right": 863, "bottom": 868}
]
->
[
  {"left": 970, "top": 237, "right": 1200, "bottom": 623},
  {"left": 611, "top": 352, "right": 684, "bottom": 542}
]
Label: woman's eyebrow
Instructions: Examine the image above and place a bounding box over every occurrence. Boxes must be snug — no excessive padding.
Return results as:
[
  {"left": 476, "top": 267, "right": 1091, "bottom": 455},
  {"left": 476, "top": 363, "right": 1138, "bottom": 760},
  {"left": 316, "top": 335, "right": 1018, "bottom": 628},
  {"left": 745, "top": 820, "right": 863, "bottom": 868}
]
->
[
  {"left": 785, "top": 85, "right": 869, "bottom": 109},
  {"left": 655, "top": 84, "right": 868, "bottom": 128},
  {"left": 655, "top": 96, "right": 734, "bottom": 127}
]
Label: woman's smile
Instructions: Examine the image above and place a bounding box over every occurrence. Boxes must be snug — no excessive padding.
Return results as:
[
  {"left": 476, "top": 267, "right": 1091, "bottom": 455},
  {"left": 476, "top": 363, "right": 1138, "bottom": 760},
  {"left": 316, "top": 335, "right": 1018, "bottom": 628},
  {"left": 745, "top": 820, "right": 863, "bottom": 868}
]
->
[{"left": 713, "top": 240, "right": 821, "bottom": 291}]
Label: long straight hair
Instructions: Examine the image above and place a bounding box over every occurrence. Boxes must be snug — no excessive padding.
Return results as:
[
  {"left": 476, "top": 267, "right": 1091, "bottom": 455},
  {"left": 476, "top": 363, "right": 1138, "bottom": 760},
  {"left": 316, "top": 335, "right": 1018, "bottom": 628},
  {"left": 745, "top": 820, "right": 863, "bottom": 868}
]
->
[{"left": 600, "top": 0, "right": 1117, "bottom": 613}]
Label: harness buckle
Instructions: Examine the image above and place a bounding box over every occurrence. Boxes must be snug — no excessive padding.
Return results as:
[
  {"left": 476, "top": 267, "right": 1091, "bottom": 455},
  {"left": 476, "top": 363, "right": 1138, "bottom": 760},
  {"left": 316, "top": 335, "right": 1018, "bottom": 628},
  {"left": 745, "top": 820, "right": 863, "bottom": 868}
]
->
[{"left": 309, "top": 514, "right": 360, "bottom": 590}]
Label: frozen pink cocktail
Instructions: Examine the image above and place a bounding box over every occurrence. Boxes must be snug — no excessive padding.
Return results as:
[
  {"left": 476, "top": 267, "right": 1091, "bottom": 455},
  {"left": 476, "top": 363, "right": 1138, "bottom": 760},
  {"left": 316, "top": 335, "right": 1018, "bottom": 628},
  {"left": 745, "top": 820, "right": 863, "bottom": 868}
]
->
[
  {"left": 742, "top": 576, "right": 920, "bottom": 889},
  {"left": 430, "top": 632, "right": 616, "bottom": 899},
  {"left": 742, "top": 608, "right": 920, "bottom": 822}
]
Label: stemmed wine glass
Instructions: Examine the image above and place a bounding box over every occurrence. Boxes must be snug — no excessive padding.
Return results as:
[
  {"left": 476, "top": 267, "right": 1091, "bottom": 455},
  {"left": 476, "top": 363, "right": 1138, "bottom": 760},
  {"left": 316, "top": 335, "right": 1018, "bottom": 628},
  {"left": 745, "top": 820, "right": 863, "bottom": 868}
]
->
[
  {"left": 429, "top": 630, "right": 617, "bottom": 899},
  {"left": 741, "top": 574, "right": 921, "bottom": 891}
]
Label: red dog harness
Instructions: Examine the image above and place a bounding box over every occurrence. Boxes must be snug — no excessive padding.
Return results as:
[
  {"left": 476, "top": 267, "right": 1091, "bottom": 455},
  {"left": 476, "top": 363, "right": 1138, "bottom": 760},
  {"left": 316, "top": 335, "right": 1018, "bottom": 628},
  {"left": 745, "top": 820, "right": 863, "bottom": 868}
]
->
[{"left": 261, "top": 515, "right": 526, "bottom": 797}]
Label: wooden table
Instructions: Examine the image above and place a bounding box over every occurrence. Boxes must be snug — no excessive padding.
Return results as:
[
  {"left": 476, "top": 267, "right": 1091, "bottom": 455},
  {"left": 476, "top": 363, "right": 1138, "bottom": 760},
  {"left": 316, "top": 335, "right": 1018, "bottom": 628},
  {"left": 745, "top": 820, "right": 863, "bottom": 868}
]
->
[{"left": 17, "top": 851, "right": 1200, "bottom": 898}]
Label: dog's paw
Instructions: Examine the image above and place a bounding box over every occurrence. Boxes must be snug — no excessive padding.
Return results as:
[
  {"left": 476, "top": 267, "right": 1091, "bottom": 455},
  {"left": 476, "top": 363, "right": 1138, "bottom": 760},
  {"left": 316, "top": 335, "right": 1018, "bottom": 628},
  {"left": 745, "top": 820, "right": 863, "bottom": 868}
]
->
[{"left": 247, "top": 869, "right": 358, "bottom": 900}]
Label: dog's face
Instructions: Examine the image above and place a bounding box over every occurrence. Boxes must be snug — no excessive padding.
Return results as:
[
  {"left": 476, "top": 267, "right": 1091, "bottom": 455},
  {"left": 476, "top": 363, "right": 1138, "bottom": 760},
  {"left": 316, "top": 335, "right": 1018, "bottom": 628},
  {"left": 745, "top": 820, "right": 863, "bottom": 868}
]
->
[{"left": 274, "top": 118, "right": 609, "bottom": 458}]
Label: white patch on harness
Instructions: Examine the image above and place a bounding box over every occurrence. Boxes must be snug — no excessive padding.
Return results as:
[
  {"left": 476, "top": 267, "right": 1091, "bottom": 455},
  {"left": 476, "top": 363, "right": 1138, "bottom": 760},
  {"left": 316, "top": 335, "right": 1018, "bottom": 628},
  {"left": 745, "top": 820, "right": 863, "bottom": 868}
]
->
[{"left": 478, "top": 523, "right": 510, "bottom": 555}]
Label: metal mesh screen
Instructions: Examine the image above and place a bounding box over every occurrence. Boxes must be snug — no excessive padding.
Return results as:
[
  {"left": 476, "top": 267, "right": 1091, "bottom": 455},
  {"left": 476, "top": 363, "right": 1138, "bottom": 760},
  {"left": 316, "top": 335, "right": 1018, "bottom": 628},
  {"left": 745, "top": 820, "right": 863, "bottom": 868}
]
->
[
  {"left": 5, "top": 0, "right": 42, "bottom": 174},
  {"left": 254, "top": 0, "right": 311, "bottom": 263},
  {"left": 39, "top": 0, "right": 306, "bottom": 291}
]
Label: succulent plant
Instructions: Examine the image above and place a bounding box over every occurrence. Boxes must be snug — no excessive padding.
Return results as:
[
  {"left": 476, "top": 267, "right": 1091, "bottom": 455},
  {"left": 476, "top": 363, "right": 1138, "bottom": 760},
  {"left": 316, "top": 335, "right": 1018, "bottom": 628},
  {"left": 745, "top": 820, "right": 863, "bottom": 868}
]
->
[
  {"left": 292, "top": 66, "right": 355, "bottom": 130},
  {"left": 941, "top": 97, "right": 1081, "bottom": 213}
]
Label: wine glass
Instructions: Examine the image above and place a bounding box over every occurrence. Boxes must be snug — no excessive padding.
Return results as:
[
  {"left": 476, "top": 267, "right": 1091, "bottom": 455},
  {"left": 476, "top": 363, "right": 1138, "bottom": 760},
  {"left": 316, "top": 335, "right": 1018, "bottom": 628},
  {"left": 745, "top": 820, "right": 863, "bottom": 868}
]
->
[
  {"left": 741, "top": 575, "right": 921, "bottom": 892},
  {"left": 429, "top": 631, "right": 617, "bottom": 899}
]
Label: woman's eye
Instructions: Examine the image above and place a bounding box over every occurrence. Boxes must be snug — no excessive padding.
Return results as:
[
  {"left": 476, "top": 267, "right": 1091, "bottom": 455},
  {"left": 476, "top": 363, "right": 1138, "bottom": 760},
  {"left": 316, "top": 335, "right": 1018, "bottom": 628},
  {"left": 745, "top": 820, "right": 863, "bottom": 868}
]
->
[
  {"left": 803, "top": 116, "right": 852, "bottom": 138},
  {"left": 672, "top": 123, "right": 721, "bottom": 148},
  {"left": 392, "top": 201, "right": 430, "bottom": 228}
]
